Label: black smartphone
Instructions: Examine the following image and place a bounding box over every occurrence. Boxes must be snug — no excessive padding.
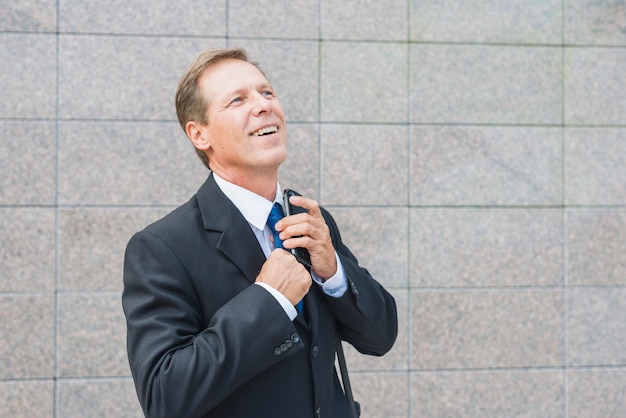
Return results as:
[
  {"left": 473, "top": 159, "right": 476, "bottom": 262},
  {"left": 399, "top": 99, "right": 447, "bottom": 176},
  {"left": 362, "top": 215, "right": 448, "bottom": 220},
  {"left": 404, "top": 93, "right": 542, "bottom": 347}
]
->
[{"left": 282, "top": 189, "right": 312, "bottom": 271}]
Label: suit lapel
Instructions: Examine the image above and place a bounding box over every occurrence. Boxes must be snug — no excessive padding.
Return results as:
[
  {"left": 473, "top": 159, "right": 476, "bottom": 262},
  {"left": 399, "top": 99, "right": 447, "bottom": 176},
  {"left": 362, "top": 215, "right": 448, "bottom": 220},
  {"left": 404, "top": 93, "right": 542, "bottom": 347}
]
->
[{"left": 197, "top": 174, "right": 266, "bottom": 283}]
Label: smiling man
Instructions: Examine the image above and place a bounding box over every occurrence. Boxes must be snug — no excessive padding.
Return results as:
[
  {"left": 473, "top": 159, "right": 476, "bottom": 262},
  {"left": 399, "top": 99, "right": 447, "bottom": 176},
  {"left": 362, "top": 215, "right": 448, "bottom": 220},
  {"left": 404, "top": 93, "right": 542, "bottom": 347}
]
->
[{"left": 122, "top": 48, "right": 398, "bottom": 418}]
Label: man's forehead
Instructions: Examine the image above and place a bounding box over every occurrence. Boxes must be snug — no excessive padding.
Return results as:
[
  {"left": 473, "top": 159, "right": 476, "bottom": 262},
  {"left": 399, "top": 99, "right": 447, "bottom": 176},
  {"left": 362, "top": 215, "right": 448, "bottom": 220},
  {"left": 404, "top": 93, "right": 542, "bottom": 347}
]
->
[{"left": 199, "top": 58, "right": 270, "bottom": 92}]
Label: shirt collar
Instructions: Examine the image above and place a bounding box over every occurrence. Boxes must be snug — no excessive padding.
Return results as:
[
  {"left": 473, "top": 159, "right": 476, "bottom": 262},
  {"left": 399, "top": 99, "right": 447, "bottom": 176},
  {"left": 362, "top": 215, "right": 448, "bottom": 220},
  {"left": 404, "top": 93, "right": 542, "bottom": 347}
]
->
[{"left": 213, "top": 172, "right": 283, "bottom": 231}]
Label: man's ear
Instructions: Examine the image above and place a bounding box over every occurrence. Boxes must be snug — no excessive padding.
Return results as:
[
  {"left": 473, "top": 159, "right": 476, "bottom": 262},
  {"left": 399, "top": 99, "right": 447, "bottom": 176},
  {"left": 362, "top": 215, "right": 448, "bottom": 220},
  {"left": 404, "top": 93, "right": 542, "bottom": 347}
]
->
[{"left": 185, "top": 121, "right": 211, "bottom": 151}]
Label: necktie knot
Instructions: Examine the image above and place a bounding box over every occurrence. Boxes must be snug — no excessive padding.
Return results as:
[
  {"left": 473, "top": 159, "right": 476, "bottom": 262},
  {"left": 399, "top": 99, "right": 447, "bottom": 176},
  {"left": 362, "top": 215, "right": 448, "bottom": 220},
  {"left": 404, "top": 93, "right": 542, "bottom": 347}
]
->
[{"left": 267, "top": 202, "right": 285, "bottom": 249}]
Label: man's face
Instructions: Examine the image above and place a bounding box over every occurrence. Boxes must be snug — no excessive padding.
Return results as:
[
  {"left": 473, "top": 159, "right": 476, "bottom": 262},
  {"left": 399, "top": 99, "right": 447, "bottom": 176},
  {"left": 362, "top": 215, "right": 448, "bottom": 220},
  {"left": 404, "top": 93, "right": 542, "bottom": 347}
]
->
[{"left": 195, "top": 58, "right": 288, "bottom": 180}]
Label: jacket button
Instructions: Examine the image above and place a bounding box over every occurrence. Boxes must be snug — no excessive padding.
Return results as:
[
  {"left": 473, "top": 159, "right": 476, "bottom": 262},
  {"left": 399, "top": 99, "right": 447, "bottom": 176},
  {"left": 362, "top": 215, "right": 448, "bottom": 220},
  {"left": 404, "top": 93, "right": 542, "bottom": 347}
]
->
[
  {"left": 350, "top": 282, "right": 359, "bottom": 296},
  {"left": 315, "top": 406, "right": 321, "bottom": 417},
  {"left": 290, "top": 333, "right": 300, "bottom": 343},
  {"left": 311, "top": 345, "right": 319, "bottom": 358},
  {"left": 274, "top": 347, "right": 282, "bottom": 356}
]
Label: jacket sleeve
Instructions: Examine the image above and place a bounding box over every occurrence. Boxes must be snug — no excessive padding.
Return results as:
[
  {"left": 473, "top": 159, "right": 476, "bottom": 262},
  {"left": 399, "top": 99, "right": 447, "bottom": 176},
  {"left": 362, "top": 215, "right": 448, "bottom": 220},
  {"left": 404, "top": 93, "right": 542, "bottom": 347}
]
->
[
  {"left": 122, "top": 229, "right": 303, "bottom": 418},
  {"left": 321, "top": 208, "right": 398, "bottom": 356}
]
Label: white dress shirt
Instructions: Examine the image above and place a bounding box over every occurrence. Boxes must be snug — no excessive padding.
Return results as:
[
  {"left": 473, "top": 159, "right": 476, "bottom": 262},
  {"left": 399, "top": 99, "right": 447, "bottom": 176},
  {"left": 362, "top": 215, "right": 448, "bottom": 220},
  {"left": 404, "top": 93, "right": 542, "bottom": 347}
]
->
[{"left": 213, "top": 173, "right": 348, "bottom": 321}]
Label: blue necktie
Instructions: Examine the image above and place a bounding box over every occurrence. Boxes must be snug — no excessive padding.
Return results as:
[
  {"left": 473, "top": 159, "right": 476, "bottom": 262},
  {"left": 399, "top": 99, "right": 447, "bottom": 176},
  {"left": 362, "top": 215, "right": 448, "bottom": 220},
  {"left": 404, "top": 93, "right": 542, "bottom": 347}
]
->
[
  {"left": 267, "top": 203, "right": 285, "bottom": 249},
  {"left": 267, "top": 202, "right": 305, "bottom": 317}
]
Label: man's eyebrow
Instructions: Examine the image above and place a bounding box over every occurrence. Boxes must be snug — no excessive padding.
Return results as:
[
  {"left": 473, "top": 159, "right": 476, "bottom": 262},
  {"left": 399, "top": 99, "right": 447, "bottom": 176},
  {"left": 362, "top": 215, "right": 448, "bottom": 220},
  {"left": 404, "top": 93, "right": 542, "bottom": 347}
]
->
[
  {"left": 222, "top": 88, "right": 242, "bottom": 98},
  {"left": 212, "top": 88, "right": 244, "bottom": 106},
  {"left": 226, "top": 82, "right": 273, "bottom": 95}
]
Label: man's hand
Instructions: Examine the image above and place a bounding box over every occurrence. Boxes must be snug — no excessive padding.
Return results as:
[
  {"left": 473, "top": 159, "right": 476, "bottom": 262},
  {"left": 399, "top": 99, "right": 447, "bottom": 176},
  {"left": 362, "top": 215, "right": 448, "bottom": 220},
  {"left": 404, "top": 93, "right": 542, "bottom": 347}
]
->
[
  {"left": 256, "top": 249, "right": 312, "bottom": 305},
  {"left": 274, "top": 195, "right": 338, "bottom": 281}
]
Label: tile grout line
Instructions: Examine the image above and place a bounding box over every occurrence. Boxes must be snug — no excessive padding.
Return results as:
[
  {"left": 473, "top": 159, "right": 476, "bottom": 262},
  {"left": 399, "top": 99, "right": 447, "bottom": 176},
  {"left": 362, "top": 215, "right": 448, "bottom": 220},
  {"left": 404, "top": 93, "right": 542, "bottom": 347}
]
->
[
  {"left": 561, "top": 1, "right": 569, "bottom": 416},
  {"left": 53, "top": 1, "right": 61, "bottom": 416}
]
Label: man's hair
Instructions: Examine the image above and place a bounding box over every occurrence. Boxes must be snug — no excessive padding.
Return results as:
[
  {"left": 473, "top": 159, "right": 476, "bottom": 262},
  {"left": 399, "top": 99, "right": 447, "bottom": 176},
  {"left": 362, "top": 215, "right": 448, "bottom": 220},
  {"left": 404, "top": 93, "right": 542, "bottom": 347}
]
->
[{"left": 175, "top": 48, "right": 253, "bottom": 169}]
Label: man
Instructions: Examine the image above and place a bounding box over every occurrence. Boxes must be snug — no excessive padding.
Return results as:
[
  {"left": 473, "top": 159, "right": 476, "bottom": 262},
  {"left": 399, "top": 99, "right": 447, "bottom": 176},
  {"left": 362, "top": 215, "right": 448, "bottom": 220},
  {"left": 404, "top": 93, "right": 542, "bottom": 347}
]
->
[{"left": 122, "top": 48, "right": 398, "bottom": 418}]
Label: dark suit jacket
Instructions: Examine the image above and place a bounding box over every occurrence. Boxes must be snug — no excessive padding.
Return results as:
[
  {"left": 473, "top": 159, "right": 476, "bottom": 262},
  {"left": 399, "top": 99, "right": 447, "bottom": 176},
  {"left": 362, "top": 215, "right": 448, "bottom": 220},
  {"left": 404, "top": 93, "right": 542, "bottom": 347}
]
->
[{"left": 122, "top": 174, "right": 397, "bottom": 418}]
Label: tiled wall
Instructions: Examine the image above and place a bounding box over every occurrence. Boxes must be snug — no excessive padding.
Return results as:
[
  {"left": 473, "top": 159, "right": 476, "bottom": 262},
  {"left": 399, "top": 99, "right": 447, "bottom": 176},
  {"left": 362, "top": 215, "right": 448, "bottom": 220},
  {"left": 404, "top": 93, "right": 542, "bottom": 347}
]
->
[{"left": 2, "top": 1, "right": 625, "bottom": 417}]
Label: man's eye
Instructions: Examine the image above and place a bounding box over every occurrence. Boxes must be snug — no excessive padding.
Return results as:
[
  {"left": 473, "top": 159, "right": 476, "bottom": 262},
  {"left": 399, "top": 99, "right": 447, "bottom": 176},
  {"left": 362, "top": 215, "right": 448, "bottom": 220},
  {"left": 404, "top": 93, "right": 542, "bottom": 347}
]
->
[
  {"left": 230, "top": 97, "right": 243, "bottom": 105},
  {"left": 261, "top": 90, "right": 275, "bottom": 97}
]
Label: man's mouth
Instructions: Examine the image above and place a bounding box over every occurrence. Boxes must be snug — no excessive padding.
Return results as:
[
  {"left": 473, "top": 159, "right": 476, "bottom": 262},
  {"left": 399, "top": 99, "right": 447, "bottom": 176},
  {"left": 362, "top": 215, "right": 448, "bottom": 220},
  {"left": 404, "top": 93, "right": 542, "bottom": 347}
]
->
[{"left": 251, "top": 126, "right": 278, "bottom": 137}]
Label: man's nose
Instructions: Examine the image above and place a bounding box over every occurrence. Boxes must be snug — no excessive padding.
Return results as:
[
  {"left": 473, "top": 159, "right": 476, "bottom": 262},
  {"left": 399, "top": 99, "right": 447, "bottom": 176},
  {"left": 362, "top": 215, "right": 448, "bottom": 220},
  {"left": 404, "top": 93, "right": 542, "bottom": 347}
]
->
[{"left": 251, "top": 92, "right": 271, "bottom": 115}]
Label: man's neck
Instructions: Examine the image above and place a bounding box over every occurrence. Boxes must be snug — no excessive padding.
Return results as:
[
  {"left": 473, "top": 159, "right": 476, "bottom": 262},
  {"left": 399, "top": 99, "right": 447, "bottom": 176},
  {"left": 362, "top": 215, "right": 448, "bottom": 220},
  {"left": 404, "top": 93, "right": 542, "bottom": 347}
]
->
[{"left": 211, "top": 169, "right": 278, "bottom": 202}]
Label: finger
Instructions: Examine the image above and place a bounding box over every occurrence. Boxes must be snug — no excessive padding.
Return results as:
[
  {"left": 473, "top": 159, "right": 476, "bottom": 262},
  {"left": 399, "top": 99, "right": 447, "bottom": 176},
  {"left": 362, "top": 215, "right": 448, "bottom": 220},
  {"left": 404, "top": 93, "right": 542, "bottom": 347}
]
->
[
  {"left": 281, "top": 221, "right": 330, "bottom": 250},
  {"left": 275, "top": 211, "right": 323, "bottom": 236},
  {"left": 288, "top": 195, "right": 322, "bottom": 216},
  {"left": 282, "top": 234, "right": 312, "bottom": 251}
]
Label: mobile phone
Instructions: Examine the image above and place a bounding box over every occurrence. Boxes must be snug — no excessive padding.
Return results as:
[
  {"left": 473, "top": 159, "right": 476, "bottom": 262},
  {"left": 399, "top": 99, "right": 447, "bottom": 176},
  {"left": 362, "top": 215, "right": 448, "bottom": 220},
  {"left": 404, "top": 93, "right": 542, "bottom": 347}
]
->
[{"left": 282, "top": 189, "right": 312, "bottom": 271}]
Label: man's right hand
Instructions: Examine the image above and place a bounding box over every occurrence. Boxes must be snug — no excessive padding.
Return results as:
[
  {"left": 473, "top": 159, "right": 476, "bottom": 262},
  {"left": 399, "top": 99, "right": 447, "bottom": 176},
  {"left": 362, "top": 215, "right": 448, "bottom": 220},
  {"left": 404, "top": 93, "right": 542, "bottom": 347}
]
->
[{"left": 256, "top": 249, "right": 312, "bottom": 306}]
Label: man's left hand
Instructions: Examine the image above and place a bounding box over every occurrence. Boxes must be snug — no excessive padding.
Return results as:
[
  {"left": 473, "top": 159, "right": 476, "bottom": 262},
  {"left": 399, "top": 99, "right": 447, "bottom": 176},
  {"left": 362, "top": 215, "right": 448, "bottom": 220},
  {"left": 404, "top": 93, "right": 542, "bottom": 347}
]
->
[{"left": 274, "top": 195, "right": 337, "bottom": 281}]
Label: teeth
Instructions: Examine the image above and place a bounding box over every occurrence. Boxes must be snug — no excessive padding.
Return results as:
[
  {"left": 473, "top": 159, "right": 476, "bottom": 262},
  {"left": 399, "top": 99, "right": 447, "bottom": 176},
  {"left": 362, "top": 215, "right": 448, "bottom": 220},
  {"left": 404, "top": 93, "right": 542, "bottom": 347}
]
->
[{"left": 251, "top": 126, "right": 278, "bottom": 136}]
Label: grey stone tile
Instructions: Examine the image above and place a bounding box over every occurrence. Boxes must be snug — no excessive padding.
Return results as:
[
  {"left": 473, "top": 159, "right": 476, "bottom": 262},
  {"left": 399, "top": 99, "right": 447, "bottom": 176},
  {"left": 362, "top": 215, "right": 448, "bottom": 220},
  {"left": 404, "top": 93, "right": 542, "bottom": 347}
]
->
[
  {"left": 58, "top": 121, "right": 208, "bottom": 205},
  {"left": 411, "top": 126, "right": 563, "bottom": 206},
  {"left": 0, "top": 121, "right": 55, "bottom": 205},
  {"left": 410, "top": 45, "right": 562, "bottom": 124},
  {"left": 59, "top": 0, "right": 225, "bottom": 36},
  {"left": 0, "top": 33, "right": 56, "bottom": 119},
  {"left": 567, "top": 209, "right": 626, "bottom": 286},
  {"left": 0, "top": 381, "right": 54, "bottom": 418},
  {"left": 410, "top": 0, "right": 562, "bottom": 44},
  {"left": 0, "top": 208, "right": 55, "bottom": 292},
  {"left": 330, "top": 209, "right": 408, "bottom": 289},
  {"left": 58, "top": 294, "right": 129, "bottom": 377},
  {"left": 279, "top": 123, "right": 320, "bottom": 200},
  {"left": 2, "top": 0, "right": 56, "bottom": 32},
  {"left": 322, "top": 0, "right": 408, "bottom": 41},
  {"left": 233, "top": 40, "right": 319, "bottom": 122},
  {"left": 0, "top": 295, "right": 54, "bottom": 378},
  {"left": 57, "top": 379, "right": 143, "bottom": 418},
  {"left": 410, "top": 208, "right": 563, "bottom": 288},
  {"left": 411, "top": 370, "right": 564, "bottom": 417},
  {"left": 567, "top": 288, "right": 626, "bottom": 366},
  {"left": 59, "top": 209, "right": 171, "bottom": 291},
  {"left": 565, "top": 48, "right": 626, "bottom": 125},
  {"left": 58, "top": 35, "right": 223, "bottom": 120},
  {"left": 229, "top": 0, "right": 318, "bottom": 39},
  {"left": 566, "top": 128, "right": 626, "bottom": 205},
  {"left": 566, "top": 0, "right": 626, "bottom": 46},
  {"left": 322, "top": 42, "right": 408, "bottom": 123},
  {"left": 412, "top": 289, "right": 563, "bottom": 369},
  {"left": 351, "top": 373, "right": 408, "bottom": 417},
  {"left": 343, "top": 289, "right": 408, "bottom": 372},
  {"left": 567, "top": 368, "right": 626, "bottom": 418},
  {"left": 320, "top": 124, "right": 409, "bottom": 205}
]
